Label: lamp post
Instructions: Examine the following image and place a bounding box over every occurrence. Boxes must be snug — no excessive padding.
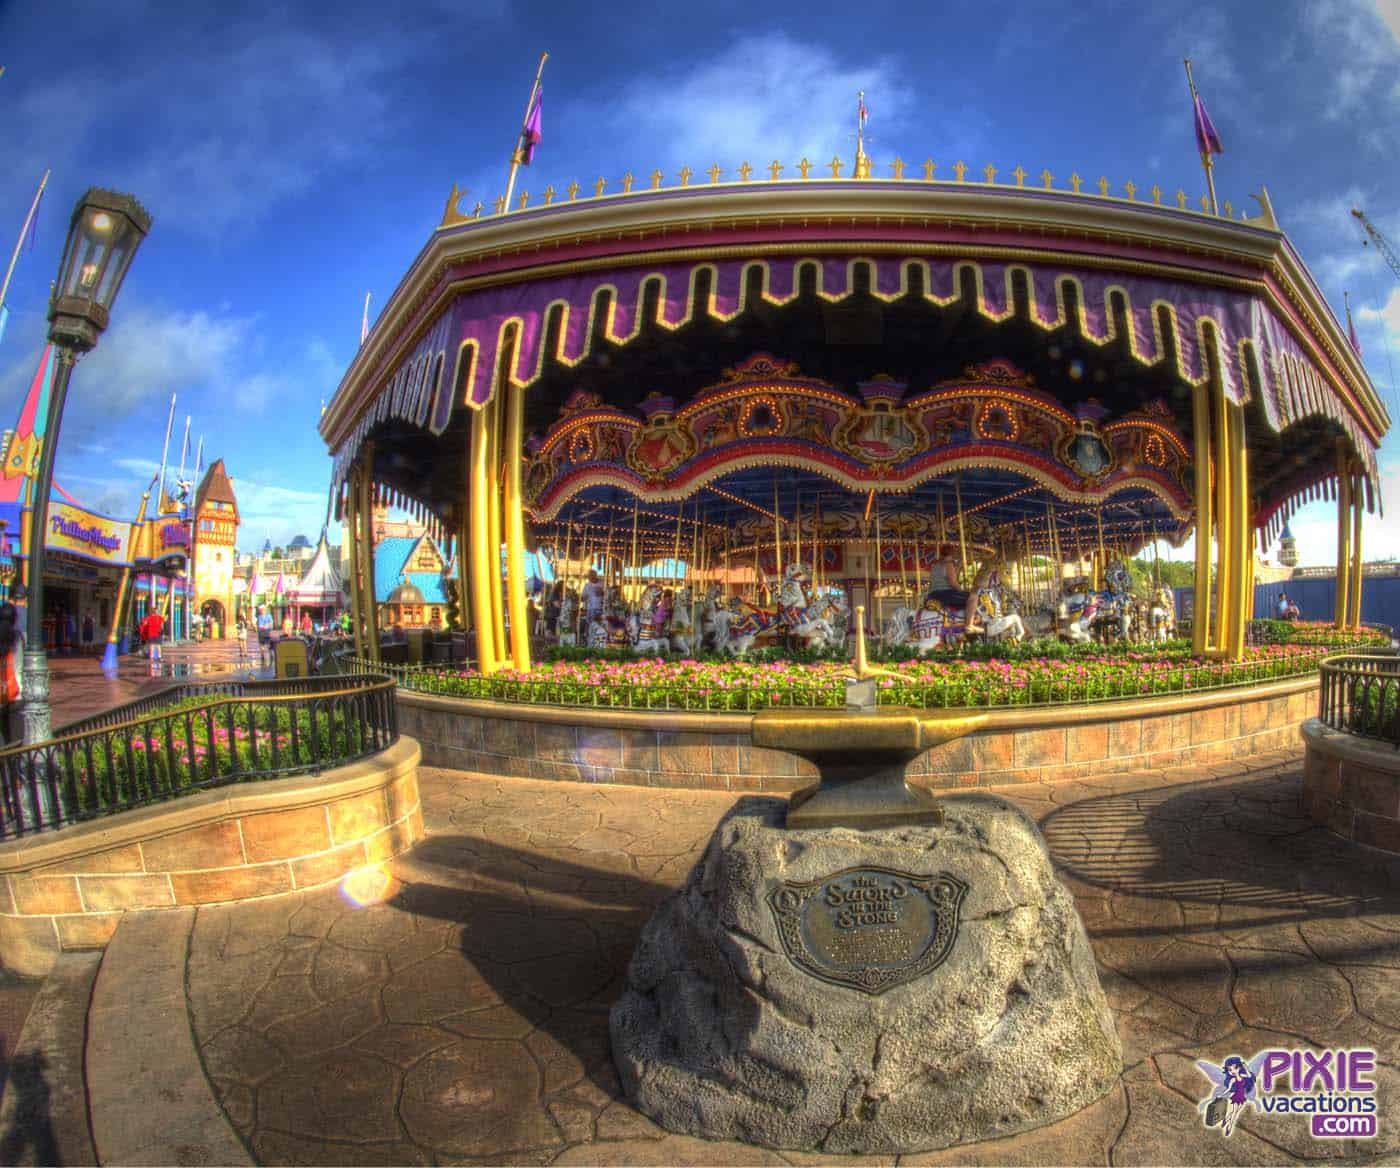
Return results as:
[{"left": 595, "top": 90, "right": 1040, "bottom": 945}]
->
[{"left": 22, "top": 189, "right": 150, "bottom": 744}]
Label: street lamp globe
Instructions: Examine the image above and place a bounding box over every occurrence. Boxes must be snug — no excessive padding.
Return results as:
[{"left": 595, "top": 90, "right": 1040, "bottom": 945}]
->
[{"left": 47, "top": 189, "right": 151, "bottom": 352}]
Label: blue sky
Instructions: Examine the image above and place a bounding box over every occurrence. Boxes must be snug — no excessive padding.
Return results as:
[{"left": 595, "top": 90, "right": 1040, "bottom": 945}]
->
[{"left": 0, "top": 0, "right": 1399, "bottom": 563}]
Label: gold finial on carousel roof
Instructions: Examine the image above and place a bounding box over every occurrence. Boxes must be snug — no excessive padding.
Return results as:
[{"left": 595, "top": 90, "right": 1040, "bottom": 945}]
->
[
  {"left": 707, "top": 163, "right": 722, "bottom": 183},
  {"left": 1069, "top": 172, "right": 1083, "bottom": 193},
  {"left": 1199, "top": 193, "right": 1209, "bottom": 212},
  {"left": 543, "top": 184, "right": 555, "bottom": 205},
  {"left": 518, "top": 190, "right": 529, "bottom": 209},
  {"left": 922, "top": 158, "right": 935, "bottom": 179},
  {"left": 1012, "top": 166, "right": 1026, "bottom": 187},
  {"left": 472, "top": 201, "right": 482, "bottom": 218},
  {"left": 891, "top": 156, "right": 905, "bottom": 179},
  {"left": 952, "top": 160, "right": 967, "bottom": 182},
  {"left": 678, "top": 165, "right": 693, "bottom": 186},
  {"left": 1040, "top": 169, "right": 1054, "bottom": 189},
  {"left": 1124, "top": 180, "right": 1137, "bottom": 201},
  {"left": 493, "top": 194, "right": 507, "bottom": 214},
  {"left": 1175, "top": 189, "right": 1187, "bottom": 208},
  {"left": 1223, "top": 199, "right": 1233, "bottom": 217},
  {"left": 649, "top": 169, "right": 663, "bottom": 189},
  {"left": 769, "top": 160, "right": 783, "bottom": 180},
  {"left": 738, "top": 161, "right": 754, "bottom": 181},
  {"left": 442, "top": 182, "right": 466, "bottom": 225},
  {"left": 567, "top": 180, "right": 580, "bottom": 201},
  {"left": 1151, "top": 183, "right": 1162, "bottom": 205},
  {"left": 1096, "top": 176, "right": 1109, "bottom": 196},
  {"left": 829, "top": 156, "right": 843, "bottom": 178},
  {"left": 983, "top": 163, "right": 998, "bottom": 184},
  {"left": 798, "top": 157, "right": 812, "bottom": 178},
  {"left": 622, "top": 171, "right": 635, "bottom": 193}
]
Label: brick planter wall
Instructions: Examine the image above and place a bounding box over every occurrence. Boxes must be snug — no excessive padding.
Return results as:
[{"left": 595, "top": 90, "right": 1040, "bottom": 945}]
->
[
  {"left": 1301, "top": 719, "right": 1400, "bottom": 852},
  {"left": 398, "top": 677, "right": 1316, "bottom": 792},
  {"left": 0, "top": 736, "right": 423, "bottom": 976}
]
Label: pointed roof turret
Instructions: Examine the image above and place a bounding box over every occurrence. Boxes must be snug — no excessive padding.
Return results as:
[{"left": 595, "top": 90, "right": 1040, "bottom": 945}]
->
[{"left": 195, "top": 458, "right": 238, "bottom": 517}]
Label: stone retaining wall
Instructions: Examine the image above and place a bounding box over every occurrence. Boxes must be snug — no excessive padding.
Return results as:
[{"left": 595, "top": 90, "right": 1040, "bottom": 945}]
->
[
  {"left": 398, "top": 680, "right": 1316, "bottom": 792},
  {"left": 1301, "top": 719, "right": 1400, "bottom": 852},
  {"left": 0, "top": 736, "right": 423, "bottom": 976}
]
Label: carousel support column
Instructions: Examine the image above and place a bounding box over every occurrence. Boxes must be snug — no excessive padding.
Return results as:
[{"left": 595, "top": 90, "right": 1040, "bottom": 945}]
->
[
  {"left": 1335, "top": 445, "right": 1352, "bottom": 630},
  {"left": 485, "top": 391, "right": 506, "bottom": 665},
  {"left": 1224, "top": 400, "right": 1250, "bottom": 660},
  {"left": 469, "top": 403, "right": 499, "bottom": 673},
  {"left": 347, "top": 471, "right": 365, "bottom": 660},
  {"left": 1349, "top": 464, "right": 1364, "bottom": 630},
  {"left": 1190, "top": 379, "right": 1215, "bottom": 656},
  {"left": 504, "top": 375, "right": 531, "bottom": 672},
  {"left": 359, "top": 454, "right": 381, "bottom": 662},
  {"left": 1209, "top": 347, "right": 1235, "bottom": 656}
]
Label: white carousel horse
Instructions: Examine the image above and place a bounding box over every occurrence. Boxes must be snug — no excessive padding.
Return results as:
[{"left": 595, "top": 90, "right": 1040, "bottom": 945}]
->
[
  {"left": 557, "top": 586, "right": 579, "bottom": 647},
  {"left": 1148, "top": 587, "right": 1176, "bottom": 642},
  {"left": 967, "top": 568, "right": 1025, "bottom": 643},
  {"left": 669, "top": 586, "right": 697, "bottom": 656},
  {"left": 777, "top": 565, "right": 837, "bottom": 652},
  {"left": 700, "top": 584, "right": 728, "bottom": 652},
  {"left": 1061, "top": 588, "right": 1112, "bottom": 644},
  {"left": 720, "top": 598, "right": 783, "bottom": 657},
  {"left": 630, "top": 584, "right": 671, "bottom": 655},
  {"left": 885, "top": 596, "right": 961, "bottom": 655}
]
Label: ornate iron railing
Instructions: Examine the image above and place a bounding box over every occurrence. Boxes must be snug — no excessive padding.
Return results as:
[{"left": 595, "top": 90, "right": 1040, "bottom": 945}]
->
[
  {"left": 1319, "top": 655, "right": 1400, "bottom": 748},
  {"left": 0, "top": 674, "right": 397, "bottom": 838}
]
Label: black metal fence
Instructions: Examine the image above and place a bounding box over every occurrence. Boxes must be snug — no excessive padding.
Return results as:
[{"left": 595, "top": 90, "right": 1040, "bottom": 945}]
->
[
  {"left": 0, "top": 673, "right": 398, "bottom": 839},
  {"left": 1319, "top": 655, "right": 1400, "bottom": 748}
]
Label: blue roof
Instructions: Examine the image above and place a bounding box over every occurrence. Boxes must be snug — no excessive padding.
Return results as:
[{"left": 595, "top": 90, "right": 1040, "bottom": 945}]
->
[
  {"left": 373, "top": 537, "right": 419, "bottom": 603},
  {"left": 1281, "top": 523, "right": 1295, "bottom": 540},
  {"left": 406, "top": 572, "right": 451, "bottom": 605}
]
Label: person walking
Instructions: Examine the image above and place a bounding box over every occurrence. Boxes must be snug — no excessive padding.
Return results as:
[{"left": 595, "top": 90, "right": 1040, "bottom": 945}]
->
[
  {"left": 256, "top": 606, "right": 274, "bottom": 663},
  {"left": 140, "top": 607, "right": 165, "bottom": 663},
  {"left": 81, "top": 610, "right": 96, "bottom": 654},
  {"left": 0, "top": 603, "right": 23, "bottom": 745}
]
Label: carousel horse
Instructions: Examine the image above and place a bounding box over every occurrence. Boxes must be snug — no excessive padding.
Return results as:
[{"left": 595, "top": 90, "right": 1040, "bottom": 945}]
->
[
  {"left": 700, "top": 584, "right": 729, "bottom": 652},
  {"left": 885, "top": 592, "right": 963, "bottom": 655},
  {"left": 1148, "top": 586, "right": 1176, "bottom": 642},
  {"left": 720, "top": 597, "right": 784, "bottom": 657},
  {"left": 777, "top": 565, "right": 839, "bottom": 652},
  {"left": 630, "top": 584, "right": 671, "bottom": 655},
  {"left": 557, "top": 586, "right": 579, "bottom": 647},
  {"left": 668, "top": 585, "right": 698, "bottom": 656},
  {"left": 967, "top": 567, "right": 1026, "bottom": 643},
  {"left": 1060, "top": 586, "right": 1115, "bottom": 644}
]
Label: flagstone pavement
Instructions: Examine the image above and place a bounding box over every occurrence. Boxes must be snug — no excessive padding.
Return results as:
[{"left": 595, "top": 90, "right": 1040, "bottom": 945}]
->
[{"left": 7, "top": 745, "right": 1400, "bottom": 1165}]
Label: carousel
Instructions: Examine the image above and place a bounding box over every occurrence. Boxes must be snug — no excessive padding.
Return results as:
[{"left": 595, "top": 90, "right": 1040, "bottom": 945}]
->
[{"left": 319, "top": 111, "right": 1387, "bottom": 787}]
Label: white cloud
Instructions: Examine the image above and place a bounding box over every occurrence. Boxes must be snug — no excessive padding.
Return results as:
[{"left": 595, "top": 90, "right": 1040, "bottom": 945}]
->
[
  {"left": 1306, "top": 0, "right": 1400, "bottom": 118},
  {"left": 595, "top": 34, "right": 927, "bottom": 173},
  {"left": 229, "top": 477, "right": 330, "bottom": 549}
]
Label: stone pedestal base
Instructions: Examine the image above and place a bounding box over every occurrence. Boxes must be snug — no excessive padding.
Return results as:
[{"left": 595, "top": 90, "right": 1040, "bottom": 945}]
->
[{"left": 610, "top": 794, "right": 1121, "bottom": 1154}]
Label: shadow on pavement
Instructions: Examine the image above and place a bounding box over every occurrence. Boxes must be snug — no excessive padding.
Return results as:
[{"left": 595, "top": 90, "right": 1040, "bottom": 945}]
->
[
  {"left": 0, "top": 1049, "right": 59, "bottom": 1167},
  {"left": 1040, "top": 771, "right": 1400, "bottom": 947},
  {"left": 390, "top": 828, "right": 695, "bottom": 1097}
]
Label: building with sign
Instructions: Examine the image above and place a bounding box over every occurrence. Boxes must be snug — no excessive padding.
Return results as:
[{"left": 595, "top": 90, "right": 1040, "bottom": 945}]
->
[{"left": 191, "top": 459, "right": 239, "bottom": 638}]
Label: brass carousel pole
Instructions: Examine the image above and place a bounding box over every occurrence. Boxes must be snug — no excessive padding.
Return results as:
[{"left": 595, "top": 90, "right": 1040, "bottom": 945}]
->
[
  {"left": 484, "top": 394, "right": 506, "bottom": 664},
  {"left": 1335, "top": 446, "right": 1352, "bottom": 629},
  {"left": 873, "top": 495, "right": 884, "bottom": 628},
  {"left": 1226, "top": 401, "right": 1250, "bottom": 658},
  {"left": 359, "top": 450, "right": 381, "bottom": 662},
  {"left": 773, "top": 478, "right": 783, "bottom": 585},
  {"left": 1212, "top": 363, "right": 1236, "bottom": 655},
  {"left": 347, "top": 470, "right": 365, "bottom": 660}
]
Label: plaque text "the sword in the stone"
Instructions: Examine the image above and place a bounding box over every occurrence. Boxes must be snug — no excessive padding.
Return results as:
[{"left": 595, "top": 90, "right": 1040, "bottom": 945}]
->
[{"left": 826, "top": 874, "right": 908, "bottom": 929}]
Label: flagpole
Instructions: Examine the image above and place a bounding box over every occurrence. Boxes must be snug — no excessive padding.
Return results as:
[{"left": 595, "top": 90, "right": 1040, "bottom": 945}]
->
[
  {"left": 360, "top": 291, "right": 371, "bottom": 346},
  {"left": 1183, "top": 58, "right": 1218, "bottom": 215},
  {"left": 155, "top": 393, "right": 176, "bottom": 511},
  {"left": 174, "top": 415, "right": 191, "bottom": 509},
  {"left": 503, "top": 51, "right": 549, "bottom": 215},
  {"left": 0, "top": 170, "right": 50, "bottom": 322}
]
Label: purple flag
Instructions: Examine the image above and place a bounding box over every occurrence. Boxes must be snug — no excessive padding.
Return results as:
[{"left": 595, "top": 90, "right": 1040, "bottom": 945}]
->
[
  {"left": 522, "top": 90, "right": 542, "bottom": 164},
  {"left": 1349, "top": 313, "right": 1363, "bottom": 357},
  {"left": 1193, "top": 93, "right": 1222, "bottom": 156}
]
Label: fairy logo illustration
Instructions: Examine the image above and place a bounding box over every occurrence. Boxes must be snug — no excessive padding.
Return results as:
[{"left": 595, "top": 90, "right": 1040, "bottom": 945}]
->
[{"left": 1196, "top": 1053, "right": 1265, "bottom": 1136}]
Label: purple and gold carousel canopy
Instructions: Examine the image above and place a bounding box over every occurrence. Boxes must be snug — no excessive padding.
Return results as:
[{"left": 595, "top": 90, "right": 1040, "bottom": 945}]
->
[{"left": 323, "top": 181, "right": 1388, "bottom": 534}]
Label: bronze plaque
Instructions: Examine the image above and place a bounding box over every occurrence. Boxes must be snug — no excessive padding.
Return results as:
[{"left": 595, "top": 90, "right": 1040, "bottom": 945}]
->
[{"left": 767, "top": 866, "right": 967, "bottom": 994}]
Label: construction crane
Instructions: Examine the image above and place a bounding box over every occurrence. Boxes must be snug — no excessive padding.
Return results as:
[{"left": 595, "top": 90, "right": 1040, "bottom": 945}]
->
[{"left": 1352, "top": 207, "right": 1400, "bottom": 282}]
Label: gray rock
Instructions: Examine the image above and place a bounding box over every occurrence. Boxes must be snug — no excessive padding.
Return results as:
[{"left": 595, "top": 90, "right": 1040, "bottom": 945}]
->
[{"left": 610, "top": 793, "right": 1122, "bottom": 1153}]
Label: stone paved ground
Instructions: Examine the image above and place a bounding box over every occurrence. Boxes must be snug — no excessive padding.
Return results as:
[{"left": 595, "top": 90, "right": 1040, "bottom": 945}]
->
[{"left": 177, "top": 747, "right": 1400, "bottom": 1166}]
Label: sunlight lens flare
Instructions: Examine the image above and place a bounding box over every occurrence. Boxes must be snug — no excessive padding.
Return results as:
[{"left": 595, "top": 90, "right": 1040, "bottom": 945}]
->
[{"left": 339, "top": 863, "right": 393, "bottom": 907}]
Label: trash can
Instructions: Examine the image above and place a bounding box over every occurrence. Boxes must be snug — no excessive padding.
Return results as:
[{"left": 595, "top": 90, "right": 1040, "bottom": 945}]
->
[{"left": 274, "top": 638, "right": 309, "bottom": 679}]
